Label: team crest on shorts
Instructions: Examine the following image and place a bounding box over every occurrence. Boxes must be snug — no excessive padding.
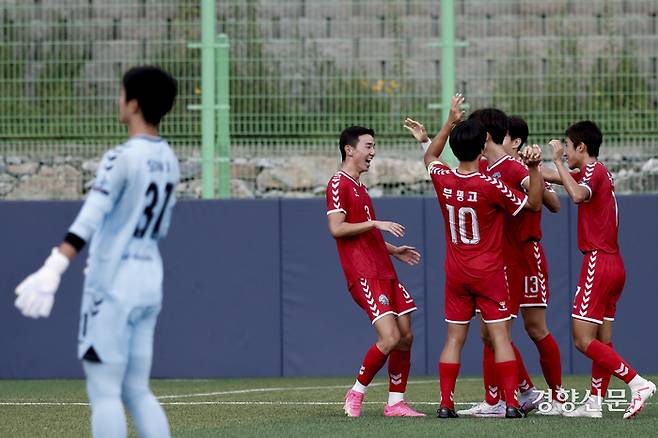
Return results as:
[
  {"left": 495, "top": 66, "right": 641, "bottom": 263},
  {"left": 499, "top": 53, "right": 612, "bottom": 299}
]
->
[
  {"left": 378, "top": 294, "right": 390, "bottom": 306},
  {"left": 498, "top": 301, "right": 508, "bottom": 311}
]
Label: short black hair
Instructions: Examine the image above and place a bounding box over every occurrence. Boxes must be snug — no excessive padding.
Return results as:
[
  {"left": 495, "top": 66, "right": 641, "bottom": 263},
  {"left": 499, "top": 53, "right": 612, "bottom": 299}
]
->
[
  {"left": 449, "top": 119, "right": 487, "bottom": 162},
  {"left": 468, "top": 108, "right": 509, "bottom": 145},
  {"left": 508, "top": 116, "right": 529, "bottom": 148},
  {"left": 339, "top": 126, "right": 375, "bottom": 161},
  {"left": 565, "top": 120, "right": 602, "bottom": 157},
  {"left": 122, "top": 65, "right": 177, "bottom": 126}
]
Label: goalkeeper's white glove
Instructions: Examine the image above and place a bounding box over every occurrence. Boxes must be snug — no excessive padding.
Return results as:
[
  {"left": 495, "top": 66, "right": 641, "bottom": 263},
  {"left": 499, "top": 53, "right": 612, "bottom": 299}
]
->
[{"left": 15, "top": 248, "right": 70, "bottom": 319}]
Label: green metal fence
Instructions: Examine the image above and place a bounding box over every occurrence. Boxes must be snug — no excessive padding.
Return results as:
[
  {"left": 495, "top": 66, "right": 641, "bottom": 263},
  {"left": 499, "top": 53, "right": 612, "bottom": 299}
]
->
[{"left": 1, "top": 0, "right": 657, "bottom": 199}]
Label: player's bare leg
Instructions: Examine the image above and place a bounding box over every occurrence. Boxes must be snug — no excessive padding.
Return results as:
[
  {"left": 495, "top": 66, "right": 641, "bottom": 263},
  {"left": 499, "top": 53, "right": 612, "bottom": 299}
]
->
[
  {"left": 522, "top": 307, "right": 564, "bottom": 415},
  {"left": 344, "top": 314, "right": 399, "bottom": 417},
  {"left": 437, "top": 322, "right": 469, "bottom": 418},
  {"left": 382, "top": 314, "right": 425, "bottom": 417},
  {"left": 568, "top": 319, "right": 656, "bottom": 419}
]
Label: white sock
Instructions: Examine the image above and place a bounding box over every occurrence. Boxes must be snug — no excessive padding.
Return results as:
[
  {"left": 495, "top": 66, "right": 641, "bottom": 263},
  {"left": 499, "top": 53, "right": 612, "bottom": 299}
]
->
[
  {"left": 628, "top": 374, "right": 647, "bottom": 392},
  {"left": 388, "top": 392, "right": 404, "bottom": 406},
  {"left": 352, "top": 380, "right": 367, "bottom": 394}
]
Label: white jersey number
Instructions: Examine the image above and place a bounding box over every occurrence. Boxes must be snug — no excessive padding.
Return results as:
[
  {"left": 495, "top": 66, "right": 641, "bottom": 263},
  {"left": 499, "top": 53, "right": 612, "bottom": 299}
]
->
[{"left": 446, "top": 205, "right": 480, "bottom": 245}]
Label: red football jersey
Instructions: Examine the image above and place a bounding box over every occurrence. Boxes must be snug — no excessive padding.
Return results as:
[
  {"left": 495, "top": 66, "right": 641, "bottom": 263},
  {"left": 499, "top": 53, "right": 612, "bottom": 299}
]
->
[
  {"left": 326, "top": 171, "right": 396, "bottom": 285},
  {"left": 575, "top": 161, "right": 619, "bottom": 254},
  {"left": 429, "top": 161, "right": 528, "bottom": 276},
  {"left": 479, "top": 156, "right": 543, "bottom": 262}
]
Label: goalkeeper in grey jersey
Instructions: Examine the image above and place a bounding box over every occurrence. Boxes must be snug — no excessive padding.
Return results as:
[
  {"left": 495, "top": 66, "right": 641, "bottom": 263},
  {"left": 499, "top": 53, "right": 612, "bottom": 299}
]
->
[{"left": 15, "top": 66, "right": 179, "bottom": 438}]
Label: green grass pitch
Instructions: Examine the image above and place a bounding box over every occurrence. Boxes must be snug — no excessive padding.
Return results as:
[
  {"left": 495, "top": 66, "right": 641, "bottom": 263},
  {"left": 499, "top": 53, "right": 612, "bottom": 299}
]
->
[{"left": 1, "top": 375, "right": 656, "bottom": 437}]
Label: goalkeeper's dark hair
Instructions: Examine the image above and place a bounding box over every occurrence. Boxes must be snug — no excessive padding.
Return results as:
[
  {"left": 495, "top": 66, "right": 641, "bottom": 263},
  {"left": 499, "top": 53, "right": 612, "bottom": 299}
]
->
[
  {"left": 565, "top": 120, "right": 602, "bottom": 157},
  {"left": 122, "top": 66, "right": 177, "bottom": 126},
  {"left": 449, "top": 119, "right": 487, "bottom": 162},
  {"left": 339, "top": 126, "right": 375, "bottom": 161}
]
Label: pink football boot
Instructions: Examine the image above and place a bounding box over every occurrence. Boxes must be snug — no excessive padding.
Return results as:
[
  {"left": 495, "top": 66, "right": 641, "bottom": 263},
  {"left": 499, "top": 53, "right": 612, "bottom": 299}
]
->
[
  {"left": 344, "top": 389, "right": 365, "bottom": 417},
  {"left": 384, "top": 401, "right": 426, "bottom": 417}
]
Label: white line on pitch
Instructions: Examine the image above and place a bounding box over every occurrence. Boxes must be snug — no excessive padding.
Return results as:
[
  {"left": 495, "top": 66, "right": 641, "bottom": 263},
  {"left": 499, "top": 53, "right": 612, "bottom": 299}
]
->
[
  {"left": 157, "top": 378, "right": 453, "bottom": 400},
  {"left": 0, "top": 400, "right": 644, "bottom": 407}
]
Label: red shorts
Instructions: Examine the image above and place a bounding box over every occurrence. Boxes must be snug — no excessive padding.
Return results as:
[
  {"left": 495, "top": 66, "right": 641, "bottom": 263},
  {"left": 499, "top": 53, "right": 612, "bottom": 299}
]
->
[
  {"left": 572, "top": 251, "right": 625, "bottom": 324},
  {"left": 507, "top": 241, "right": 550, "bottom": 317},
  {"left": 348, "top": 278, "right": 417, "bottom": 324},
  {"left": 445, "top": 269, "right": 511, "bottom": 324}
]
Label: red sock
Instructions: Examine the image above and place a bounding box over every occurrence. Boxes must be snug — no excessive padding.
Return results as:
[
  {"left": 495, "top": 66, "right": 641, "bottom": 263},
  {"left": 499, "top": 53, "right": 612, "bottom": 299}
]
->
[
  {"left": 512, "top": 342, "right": 534, "bottom": 392},
  {"left": 591, "top": 342, "right": 614, "bottom": 397},
  {"left": 388, "top": 350, "right": 411, "bottom": 393},
  {"left": 356, "top": 344, "right": 388, "bottom": 387},
  {"left": 496, "top": 360, "right": 520, "bottom": 408},
  {"left": 533, "top": 333, "right": 562, "bottom": 400},
  {"left": 483, "top": 344, "right": 500, "bottom": 405},
  {"left": 585, "top": 339, "right": 637, "bottom": 384},
  {"left": 439, "top": 362, "right": 460, "bottom": 409}
]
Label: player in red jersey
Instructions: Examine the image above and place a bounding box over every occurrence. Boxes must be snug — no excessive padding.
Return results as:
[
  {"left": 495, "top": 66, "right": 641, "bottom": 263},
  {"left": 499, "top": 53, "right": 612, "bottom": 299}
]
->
[
  {"left": 465, "top": 112, "right": 565, "bottom": 416},
  {"left": 549, "top": 121, "right": 655, "bottom": 419},
  {"left": 327, "top": 126, "right": 425, "bottom": 418},
  {"left": 419, "top": 95, "right": 545, "bottom": 419},
  {"left": 505, "top": 116, "right": 564, "bottom": 415},
  {"left": 406, "top": 108, "right": 561, "bottom": 416}
]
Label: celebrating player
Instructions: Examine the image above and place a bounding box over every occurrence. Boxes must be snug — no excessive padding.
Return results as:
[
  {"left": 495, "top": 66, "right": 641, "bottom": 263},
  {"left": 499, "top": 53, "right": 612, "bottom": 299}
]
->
[
  {"left": 548, "top": 121, "right": 655, "bottom": 419},
  {"left": 467, "top": 110, "right": 563, "bottom": 416},
  {"left": 15, "top": 66, "right": 179, "bottom": 438},
  {"left": 504, "top": 116, "right": 564, "bottom": 415},
  {"left": 405, "top": 109, "right": 563, "bottom": 416},
  {"left": 326, "top": 126, "right": 425, "bottom": 418},
  {"left": 418, "top": 94, "right": 545, "bottom": 418}
]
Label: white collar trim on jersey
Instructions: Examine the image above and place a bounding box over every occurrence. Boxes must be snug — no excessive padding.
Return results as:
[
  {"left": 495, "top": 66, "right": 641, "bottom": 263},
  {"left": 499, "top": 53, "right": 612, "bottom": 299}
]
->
[
  {"left": 338, "top": 170, "right": 363, "bottom": 186},
  {"left": 452, "top": 169, "right": 480, "bottom": 178},
  {"left": 486, "top": 154, "right": 511, "bottom": 172}
]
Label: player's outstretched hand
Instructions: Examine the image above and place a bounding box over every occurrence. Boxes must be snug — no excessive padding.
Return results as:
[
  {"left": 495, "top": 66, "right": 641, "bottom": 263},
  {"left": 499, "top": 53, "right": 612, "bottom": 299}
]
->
[
  {"left": 403, "top": 117, "right": 429, "bottom": 143},
  {"left": 549, "top": 139, "right": 564, "bottom": 162},
  {"left": 15, "top": 248, "right": 69, "bottom": 319},
  {"left": 373, "top": 220, "right": 405, "bottom": 238},
  {"left": 521, "top": 144, "right": 543, "bottom": 167},
  {"left": 448, "top": 93, "right": 466, "bottom": 125},
  {"left": 391, "top": 245, "right": 421, "bottom": 266}
]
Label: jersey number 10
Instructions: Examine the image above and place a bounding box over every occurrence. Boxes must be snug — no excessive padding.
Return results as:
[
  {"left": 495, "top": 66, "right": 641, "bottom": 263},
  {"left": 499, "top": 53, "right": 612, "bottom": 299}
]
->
[
  {"left": 134, "top": 182, "right": 174, "bottom": 239},
  {"left": 446, "top": 204, "right": 480, "bottom": 245}
]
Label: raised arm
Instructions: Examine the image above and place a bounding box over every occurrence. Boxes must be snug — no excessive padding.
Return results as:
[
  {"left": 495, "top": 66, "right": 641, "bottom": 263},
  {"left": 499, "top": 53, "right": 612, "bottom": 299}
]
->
[
  {"left": 549, "top": 139, "right": 590, "bottom": 204},
  {"left": 520, "top": 144, "right": 545, "bottom": 212},
  {"left": 404, "top": 93, "right": 465, "bottom": 167},
  {"left": 423, "top": 94, "right": 465, "bottom": 167},
  {"left": 542, "top": 165, "right": 563, "bottom": 184},
  {"left": 521, "top": 176, "right": 561, "bottom": 213}
]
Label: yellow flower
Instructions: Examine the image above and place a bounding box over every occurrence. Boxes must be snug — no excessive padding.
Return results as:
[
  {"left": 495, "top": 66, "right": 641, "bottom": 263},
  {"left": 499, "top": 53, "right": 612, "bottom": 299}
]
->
[{"left": 372, "top": 79, "right": 384, "bottom": 92}]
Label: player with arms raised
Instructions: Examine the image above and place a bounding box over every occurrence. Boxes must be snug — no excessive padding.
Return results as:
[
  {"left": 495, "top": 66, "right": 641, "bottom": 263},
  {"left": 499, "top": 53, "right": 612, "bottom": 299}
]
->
[
  {"left": 468, "top": 109, "right": 562, "bottom": 415},
  {"left": 15, "top": 66, "right": 179, "bottom": 438},
  {"left": 420, "top": 95, "right": 544, "bottom": 418},
  {"left": 405, "top": 111, "right": 563, "bottom": 416},
  {"left": 548, "top": 121, "right": 655, "bottom": 419},
  {"left": 327, "top": 126, "right": 425, "bottom": 417}
]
